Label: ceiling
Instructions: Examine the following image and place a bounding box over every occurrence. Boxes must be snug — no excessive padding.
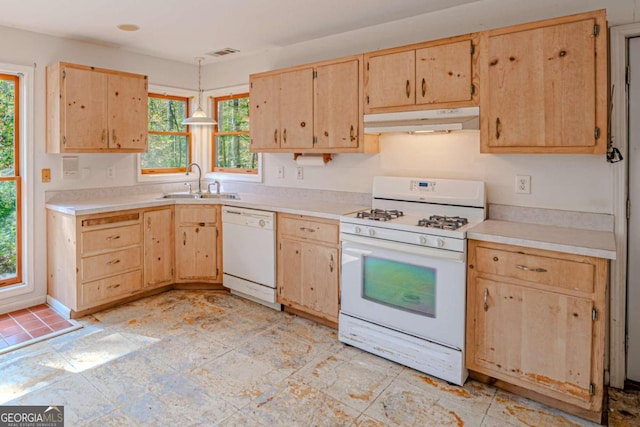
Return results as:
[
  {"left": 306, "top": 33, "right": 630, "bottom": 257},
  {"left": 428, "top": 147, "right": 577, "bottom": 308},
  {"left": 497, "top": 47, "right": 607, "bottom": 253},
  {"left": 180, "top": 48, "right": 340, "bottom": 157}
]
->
[{"left": 0, "top": 0, "right": 482, "bottom": 64}]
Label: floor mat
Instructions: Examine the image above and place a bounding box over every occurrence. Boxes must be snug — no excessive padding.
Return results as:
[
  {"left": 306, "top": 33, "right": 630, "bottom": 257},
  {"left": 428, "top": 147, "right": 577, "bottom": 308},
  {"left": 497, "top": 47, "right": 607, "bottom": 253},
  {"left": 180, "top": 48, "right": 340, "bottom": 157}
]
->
[{"left": 0, "top": 304, "right": 82, "bottom": 355}]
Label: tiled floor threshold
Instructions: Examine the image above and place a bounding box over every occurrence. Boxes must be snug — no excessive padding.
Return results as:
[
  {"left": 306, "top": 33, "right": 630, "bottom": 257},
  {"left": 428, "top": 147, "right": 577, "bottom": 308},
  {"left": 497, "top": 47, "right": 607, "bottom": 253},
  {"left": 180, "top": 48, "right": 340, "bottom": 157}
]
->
[
  {"left": 0, "top": 304, "right": 76, "bottom": 351},
  {"left": 0, "top": 290, "right": 638, "bottom": 426}
]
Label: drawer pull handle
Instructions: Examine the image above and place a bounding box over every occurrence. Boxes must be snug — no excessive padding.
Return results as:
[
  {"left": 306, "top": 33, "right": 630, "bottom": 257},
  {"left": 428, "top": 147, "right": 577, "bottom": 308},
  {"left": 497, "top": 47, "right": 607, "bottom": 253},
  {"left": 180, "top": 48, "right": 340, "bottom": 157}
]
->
[
  {"left": 283, "top": 128, "right": 287, "bottom": 144},
  {"left": 274, "top": 129, "right": 278, "bottom": 145},
  {"left": 350, "top": 125, "right": 356, "bottom": 142},
  {"left": 183, "top": 232, "right": 187, "bottom": 246},
  {"left": 405, "top": 79, "right": 411, "bottom": 98},
  {"left": 515, "top": 264, "right": 547, "bottom": 273},
  {"left": 421, "top": 77, "right": 426, "bottom": 97},
  {"left": 483, "top": 288, "right": 489, "bottom": 312},
  {"left": 496, "top": 117, "right": 502, "bottom": 139},
  {"left": 329, "top": 254, "right": 334, "bottom": 272},
  {"left": 106, "top": 235, "right": 121, "bottom": 241},
  {"left": 107, "top": 259, "right": 121, "bottom": 265},
  {"left": 107, "top": 283, "right": 121, "bottom": 290},
  {"left": 299, "top": 227, "right": 315, "bottom": 233}
]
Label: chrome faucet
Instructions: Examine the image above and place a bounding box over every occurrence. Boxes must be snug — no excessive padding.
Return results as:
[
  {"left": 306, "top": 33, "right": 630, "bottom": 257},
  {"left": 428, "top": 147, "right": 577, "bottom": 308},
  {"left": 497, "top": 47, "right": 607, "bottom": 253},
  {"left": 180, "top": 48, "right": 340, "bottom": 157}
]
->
[
  {"left": 208, "top": 180, "right": 221, "bottom": 194},
  {"left": 186, "top": 162, "right": 202, "bottom": 194}
]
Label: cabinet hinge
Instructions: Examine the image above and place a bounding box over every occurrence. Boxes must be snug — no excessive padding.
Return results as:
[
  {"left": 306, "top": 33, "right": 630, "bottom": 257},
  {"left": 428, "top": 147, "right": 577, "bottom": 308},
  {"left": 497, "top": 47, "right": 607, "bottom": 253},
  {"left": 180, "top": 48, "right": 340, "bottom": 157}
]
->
[
  {"left": 627, "top": 199, "right": 631, "bottom": 220},
  {"left": 470, "top": 43, "right": 475, "bottom": 55},
  {"left": 313, "top": 136, "right": 317, "bottom": 145},
  {"left": 62, "top": 70, "right": 66, "bottom": 79},
  {"left": 366, "top": 95, "right": 370, "bottom": 105},
  {"left": 366, "top": 62, "right": 369, "bottom": 71},
  {"left": 170, "top": 267, "right": 174, "bottom": 277},
  {"left": 63, "top": 136, "right": 66, "bottom": 145},
  {"left": 594, "top": 127, "right": 601, "bottom": 140},
  {"left": 216, "top": 267, "right": 219, "bottom": 277},
  {"left": 592, "top": 308, "right": 598, "bottom": 321},
  {"left": 216, "top": 228, "right": 219, "bottom": 238},
  {"left": 627, "top": 66, "right": 631, "bottom": 87},
  {"left": 589, "top": 383, "right": 595, "bottom": 396},
  {"left": 313, "top": 70, "right": 317, "bottom": 79},
  {"left": 594, "top": 24, "right": 600, "bottom": 37},
  {"left": 471, "top": 84, "right": 476, "bottom": 96}
]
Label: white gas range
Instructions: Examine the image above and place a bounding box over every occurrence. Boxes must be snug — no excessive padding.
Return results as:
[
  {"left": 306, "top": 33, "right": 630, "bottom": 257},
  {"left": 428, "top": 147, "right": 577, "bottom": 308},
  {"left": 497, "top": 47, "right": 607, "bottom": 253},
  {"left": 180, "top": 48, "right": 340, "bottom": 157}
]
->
[{"left": 338, "top": 176, "right": 486, "bottom": 385}]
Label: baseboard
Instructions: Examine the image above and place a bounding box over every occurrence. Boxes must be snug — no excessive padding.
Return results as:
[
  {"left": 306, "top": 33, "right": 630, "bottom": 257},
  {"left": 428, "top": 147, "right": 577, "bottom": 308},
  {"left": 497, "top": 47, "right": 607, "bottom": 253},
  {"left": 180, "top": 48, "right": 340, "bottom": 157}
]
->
[{"left": 624, "top": 379, "right": 640, "bottom": 392}]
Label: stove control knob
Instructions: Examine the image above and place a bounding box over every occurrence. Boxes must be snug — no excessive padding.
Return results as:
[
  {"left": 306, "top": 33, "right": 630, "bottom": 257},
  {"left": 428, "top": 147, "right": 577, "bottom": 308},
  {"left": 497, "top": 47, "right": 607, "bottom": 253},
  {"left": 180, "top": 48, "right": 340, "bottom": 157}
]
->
[
  {"left": 354, "top": 226, "right": 362, "bottom": 234},
  {"left": 419, "top": 236, "right": 428, "bottom": 245},
  {"left": 436, "top": 238, "right": 445, "bottom": 248},
  {"left": 368, "top": 228, "right": 376, "bottom": 237}
]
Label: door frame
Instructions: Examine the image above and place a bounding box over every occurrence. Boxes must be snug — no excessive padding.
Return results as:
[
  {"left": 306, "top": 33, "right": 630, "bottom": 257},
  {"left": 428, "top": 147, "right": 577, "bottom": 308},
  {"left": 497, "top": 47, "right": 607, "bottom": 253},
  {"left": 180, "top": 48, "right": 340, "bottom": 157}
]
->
[{"left": 610, "top": 23, "right": 640, "bottom": 388}]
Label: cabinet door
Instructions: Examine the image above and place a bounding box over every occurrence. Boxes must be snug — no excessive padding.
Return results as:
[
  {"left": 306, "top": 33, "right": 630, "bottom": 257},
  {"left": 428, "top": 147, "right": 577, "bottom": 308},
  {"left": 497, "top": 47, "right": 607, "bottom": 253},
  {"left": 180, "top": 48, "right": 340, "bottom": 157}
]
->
[
  {"left": 470, "top": 277, "right": 594, "bottom": 405},
  {"left": 278, "top": 238, "right": 302, "bottom": 304},
  {"left": 108, "top": 74, "right": 148, "bottom": 151},
  {"left": 250, "top": 73, "right": 281, "bottom": 150},
  {"left": 280, "top": 68, "right": 314, "bottom": 149},
  {"left": 143, "top": 209, "right": 174, "bottom": 288},
  {"left": 315, "top": 59, "right": 360, "bottom": 149},
  {"left": 302, "top": 244, "right": 339, "bottom": 321},
  {"left": 482, "top": 18, "right": 599, "bottom": 152},
  {"left": 62, "top": 67, "right": 109, "bottom": 151},
  {"left": 416, "top": 40, "right": 472, "bottom": 105},
  {"left": 365, "top": 50, "right": 415, "bottom": 110},
  {"left": 176, "top": 225, "right": 218, "bottom": 280}
]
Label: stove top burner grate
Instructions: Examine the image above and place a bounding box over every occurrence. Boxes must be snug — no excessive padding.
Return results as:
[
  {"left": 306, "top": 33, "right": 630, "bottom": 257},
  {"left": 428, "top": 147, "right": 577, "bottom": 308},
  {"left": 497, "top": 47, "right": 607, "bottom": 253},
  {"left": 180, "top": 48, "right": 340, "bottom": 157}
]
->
[
  {"left": 356, "top": 209, "right": 404, "bottom": 222},
  {"left": 417, "top": 215, "right": 469, "bottom": 230}
]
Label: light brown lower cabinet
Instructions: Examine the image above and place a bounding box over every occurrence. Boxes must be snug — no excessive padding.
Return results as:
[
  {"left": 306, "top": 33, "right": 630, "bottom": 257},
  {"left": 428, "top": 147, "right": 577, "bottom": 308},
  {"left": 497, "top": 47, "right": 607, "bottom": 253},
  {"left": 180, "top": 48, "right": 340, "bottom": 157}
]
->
[
  {"left": 277, "top": 214, "right": 340, "bottom": 325},
  {"left": 143, "top": 207, "right": 174, "bottom": 288},
  {"left": 47, "top": 205, "right": 224, "bottom": 317},
  {"left": 174, "top": 205, "right": 222, "bottom": 283},
  {"left": 466, "top": 240, "right": 608, "bottom": 423},
  {"left": 47, "top": 208, "right": 144, "bottom": 316}
]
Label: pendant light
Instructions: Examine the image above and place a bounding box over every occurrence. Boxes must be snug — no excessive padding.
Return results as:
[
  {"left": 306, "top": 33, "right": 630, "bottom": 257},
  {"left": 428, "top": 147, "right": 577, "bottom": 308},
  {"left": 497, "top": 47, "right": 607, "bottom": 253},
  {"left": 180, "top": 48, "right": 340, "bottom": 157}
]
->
[{"left": 183, "top": 57, "right": 217, "bottom": 126}]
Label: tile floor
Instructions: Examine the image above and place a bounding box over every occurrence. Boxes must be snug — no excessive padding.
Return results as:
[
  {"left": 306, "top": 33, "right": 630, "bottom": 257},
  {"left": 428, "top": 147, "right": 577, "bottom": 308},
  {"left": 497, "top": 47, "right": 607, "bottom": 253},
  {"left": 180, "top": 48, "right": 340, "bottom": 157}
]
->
[
  {"left": 0, "top": 290, "right": 637, "bottom": 426},
  {"left": 0, "top": 304, "right": 72, "bottom": 349}
]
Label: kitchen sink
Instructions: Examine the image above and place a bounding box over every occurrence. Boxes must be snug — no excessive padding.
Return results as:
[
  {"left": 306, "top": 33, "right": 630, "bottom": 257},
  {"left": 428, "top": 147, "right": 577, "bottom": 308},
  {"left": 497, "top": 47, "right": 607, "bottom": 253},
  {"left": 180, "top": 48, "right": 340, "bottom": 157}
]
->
[{"left": 160, "top": 192, "right": 240, "bottom": 200}]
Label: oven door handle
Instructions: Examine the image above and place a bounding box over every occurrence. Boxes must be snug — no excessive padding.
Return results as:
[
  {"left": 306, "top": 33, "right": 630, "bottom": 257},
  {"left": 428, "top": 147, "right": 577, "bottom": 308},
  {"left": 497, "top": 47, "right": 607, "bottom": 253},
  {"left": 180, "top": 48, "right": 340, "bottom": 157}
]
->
[{"left": 341, "top": 233, "right": 465, "bottom": 263}]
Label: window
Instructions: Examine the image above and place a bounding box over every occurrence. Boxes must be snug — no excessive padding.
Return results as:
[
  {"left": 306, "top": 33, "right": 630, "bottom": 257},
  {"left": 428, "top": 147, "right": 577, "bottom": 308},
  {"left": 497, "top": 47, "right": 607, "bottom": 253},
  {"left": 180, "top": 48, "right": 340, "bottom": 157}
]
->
[
  {"left": 212, "top": 93, "right": 256, "bottom": 174},
  {"left": 141, "top": 93, "right": 191, "bottom": 174},
  {"left": 0, "top": 73, "right": 21, "bottom": 287}
]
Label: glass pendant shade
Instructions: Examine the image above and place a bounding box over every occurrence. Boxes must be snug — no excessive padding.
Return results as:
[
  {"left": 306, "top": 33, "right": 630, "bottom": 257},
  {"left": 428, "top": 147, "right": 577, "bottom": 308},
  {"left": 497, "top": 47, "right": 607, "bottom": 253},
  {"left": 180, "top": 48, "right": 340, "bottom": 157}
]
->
[{"left": 183, "top": 58, "right": 217, "bottom": 126}]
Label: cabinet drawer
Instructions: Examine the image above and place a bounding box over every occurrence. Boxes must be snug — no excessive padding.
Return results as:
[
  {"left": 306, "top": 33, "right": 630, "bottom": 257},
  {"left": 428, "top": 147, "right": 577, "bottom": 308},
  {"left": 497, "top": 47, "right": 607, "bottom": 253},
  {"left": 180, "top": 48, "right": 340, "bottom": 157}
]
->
[
  {"left": 279, "top": 216, "right": 338, "bottom": 244},
  {"left": 79, "top": 270, "right": 142, "bottom": 308},
  {"left": 176, "top": 206, "right": 217, "bottom": 224},
  {"left": 81, "top": 224, "right": 141, "bottom": 255},
  {"left": 81, "top": 247, "right": 141, "bottom": 282},
  {"left": 475, "top": 247, "right": 594, "bottom": 293}
]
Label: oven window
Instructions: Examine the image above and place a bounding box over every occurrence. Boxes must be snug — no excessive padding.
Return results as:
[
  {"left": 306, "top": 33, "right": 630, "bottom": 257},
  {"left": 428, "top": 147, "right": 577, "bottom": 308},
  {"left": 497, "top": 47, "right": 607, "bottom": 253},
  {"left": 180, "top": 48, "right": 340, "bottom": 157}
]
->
[{"left": 362, "top": 256, "right": 436, "bottom": 317}]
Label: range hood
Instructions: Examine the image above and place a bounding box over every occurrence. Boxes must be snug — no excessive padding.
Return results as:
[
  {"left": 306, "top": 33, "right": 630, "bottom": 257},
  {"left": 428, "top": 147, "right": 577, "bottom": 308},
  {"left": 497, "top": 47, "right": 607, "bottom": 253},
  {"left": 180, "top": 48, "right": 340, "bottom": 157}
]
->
[{"left": 364, "top": 106, "right": 479, "bottom": 133}]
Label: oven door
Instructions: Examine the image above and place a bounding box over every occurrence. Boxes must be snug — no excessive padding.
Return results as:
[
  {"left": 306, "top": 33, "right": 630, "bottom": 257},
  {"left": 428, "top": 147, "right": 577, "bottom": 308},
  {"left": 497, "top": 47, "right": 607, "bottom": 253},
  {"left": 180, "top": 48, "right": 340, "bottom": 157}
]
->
[{"left": 340, "top": 233, "right": 466, "bottom": 350}]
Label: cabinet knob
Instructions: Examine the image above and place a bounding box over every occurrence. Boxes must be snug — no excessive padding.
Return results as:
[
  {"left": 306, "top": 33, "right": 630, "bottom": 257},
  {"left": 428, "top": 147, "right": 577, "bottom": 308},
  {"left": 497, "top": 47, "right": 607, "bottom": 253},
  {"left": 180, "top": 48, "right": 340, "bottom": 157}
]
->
[
  {"left": 493, "top": 256, "right": 499, "bottom": 262},
  {"left": 300, "top": 121, "right": 306, "bottom": 127}
]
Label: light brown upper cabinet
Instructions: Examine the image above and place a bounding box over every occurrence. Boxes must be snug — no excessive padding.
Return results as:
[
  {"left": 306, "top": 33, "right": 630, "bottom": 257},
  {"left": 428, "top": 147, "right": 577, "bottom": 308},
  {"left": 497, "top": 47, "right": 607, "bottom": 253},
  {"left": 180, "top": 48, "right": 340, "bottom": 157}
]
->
[
  {"left": 364, "top": 34, "right": 479, "bottom": 113},
  {"left": 480, "top": 10, "right": 607, "bottom": 154},
  {"left": 250, "top": 55, "right": 378, "bottom": 154},
  {"left": 46, "top": 62, "right": 148, "bottom": 153}
]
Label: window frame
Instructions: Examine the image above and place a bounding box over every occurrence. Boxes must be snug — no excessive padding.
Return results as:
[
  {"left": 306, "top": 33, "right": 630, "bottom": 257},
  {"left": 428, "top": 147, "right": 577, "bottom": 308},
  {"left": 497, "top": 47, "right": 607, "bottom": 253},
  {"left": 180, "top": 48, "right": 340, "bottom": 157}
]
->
[
  {"left": 141, "top": 92, "right": 191, "bottom": 175},
  {"left": 211, "top": 92, "right": 256, "bottom": 175},
  {"left": 0, "top": 73, "right": 22, "bottom": 288}
]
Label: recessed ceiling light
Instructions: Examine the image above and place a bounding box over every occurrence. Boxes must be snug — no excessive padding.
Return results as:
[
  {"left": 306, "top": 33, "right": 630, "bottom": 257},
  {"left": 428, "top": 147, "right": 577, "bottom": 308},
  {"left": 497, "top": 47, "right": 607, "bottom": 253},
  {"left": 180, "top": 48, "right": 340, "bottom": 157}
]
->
[{"left": 117, "top": 24, "right": 140, "bottom": 32}]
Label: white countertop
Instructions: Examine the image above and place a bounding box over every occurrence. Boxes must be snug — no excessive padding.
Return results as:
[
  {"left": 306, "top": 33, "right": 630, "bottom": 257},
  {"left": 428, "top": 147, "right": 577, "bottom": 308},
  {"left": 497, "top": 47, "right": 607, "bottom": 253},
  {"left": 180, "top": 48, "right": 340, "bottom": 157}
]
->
[
  {"left": 45, "top": 193, "right": 369, "bottom": 220},
  {"left": 467, "top": 220, "right": 616, "bottom": 260}
]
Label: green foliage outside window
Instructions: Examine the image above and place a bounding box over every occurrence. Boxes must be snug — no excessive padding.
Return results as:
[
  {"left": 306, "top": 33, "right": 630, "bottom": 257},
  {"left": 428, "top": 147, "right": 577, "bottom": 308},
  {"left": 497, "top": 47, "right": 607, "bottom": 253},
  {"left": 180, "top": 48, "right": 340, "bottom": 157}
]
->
[
  {"left": 0, "top": 77, "right": 17, "bottom": 279},
  {"left": 141, "top": 94, "right": 190, "bottom": 172},
  {"left": 214, "top": 95, "right": 257, "bottom": 171}
]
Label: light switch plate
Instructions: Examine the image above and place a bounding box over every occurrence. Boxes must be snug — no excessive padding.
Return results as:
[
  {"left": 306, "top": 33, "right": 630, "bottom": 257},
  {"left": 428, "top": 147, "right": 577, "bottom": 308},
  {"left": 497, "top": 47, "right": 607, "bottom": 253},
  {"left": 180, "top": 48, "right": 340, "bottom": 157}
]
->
[{"left": 41, "top": 168, "right": 51, "bottom": 183}]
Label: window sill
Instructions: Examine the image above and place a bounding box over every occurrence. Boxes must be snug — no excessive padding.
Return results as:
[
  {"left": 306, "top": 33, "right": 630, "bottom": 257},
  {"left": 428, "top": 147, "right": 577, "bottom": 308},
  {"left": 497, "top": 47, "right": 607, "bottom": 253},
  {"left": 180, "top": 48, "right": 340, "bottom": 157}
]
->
[{"left": 205, "top": 171, "right": 262, "bottom": 183}]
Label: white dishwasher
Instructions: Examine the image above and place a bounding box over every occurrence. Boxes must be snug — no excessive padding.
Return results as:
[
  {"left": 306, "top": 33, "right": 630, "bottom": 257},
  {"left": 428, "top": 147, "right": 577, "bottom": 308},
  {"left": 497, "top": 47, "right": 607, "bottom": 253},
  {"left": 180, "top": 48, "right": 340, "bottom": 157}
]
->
[{"left": 222, "top": 206, "right": 281, "bottom": 311}]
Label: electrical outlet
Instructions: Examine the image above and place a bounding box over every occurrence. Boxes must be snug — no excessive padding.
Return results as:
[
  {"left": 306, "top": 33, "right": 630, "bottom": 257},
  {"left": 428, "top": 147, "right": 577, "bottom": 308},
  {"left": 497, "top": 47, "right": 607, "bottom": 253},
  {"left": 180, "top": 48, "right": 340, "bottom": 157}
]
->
[
  {"left": 296, "top": 166, "right": 304, "bottom": 180},
  {"left": 107, "top": 167, "right": 115, "bottom": 179},
  {"left": 277, "top": 166, "right": 285, "bottom": 179},
  {"left": 515, "top": 175, "right": 531, "bottom": 194}
]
